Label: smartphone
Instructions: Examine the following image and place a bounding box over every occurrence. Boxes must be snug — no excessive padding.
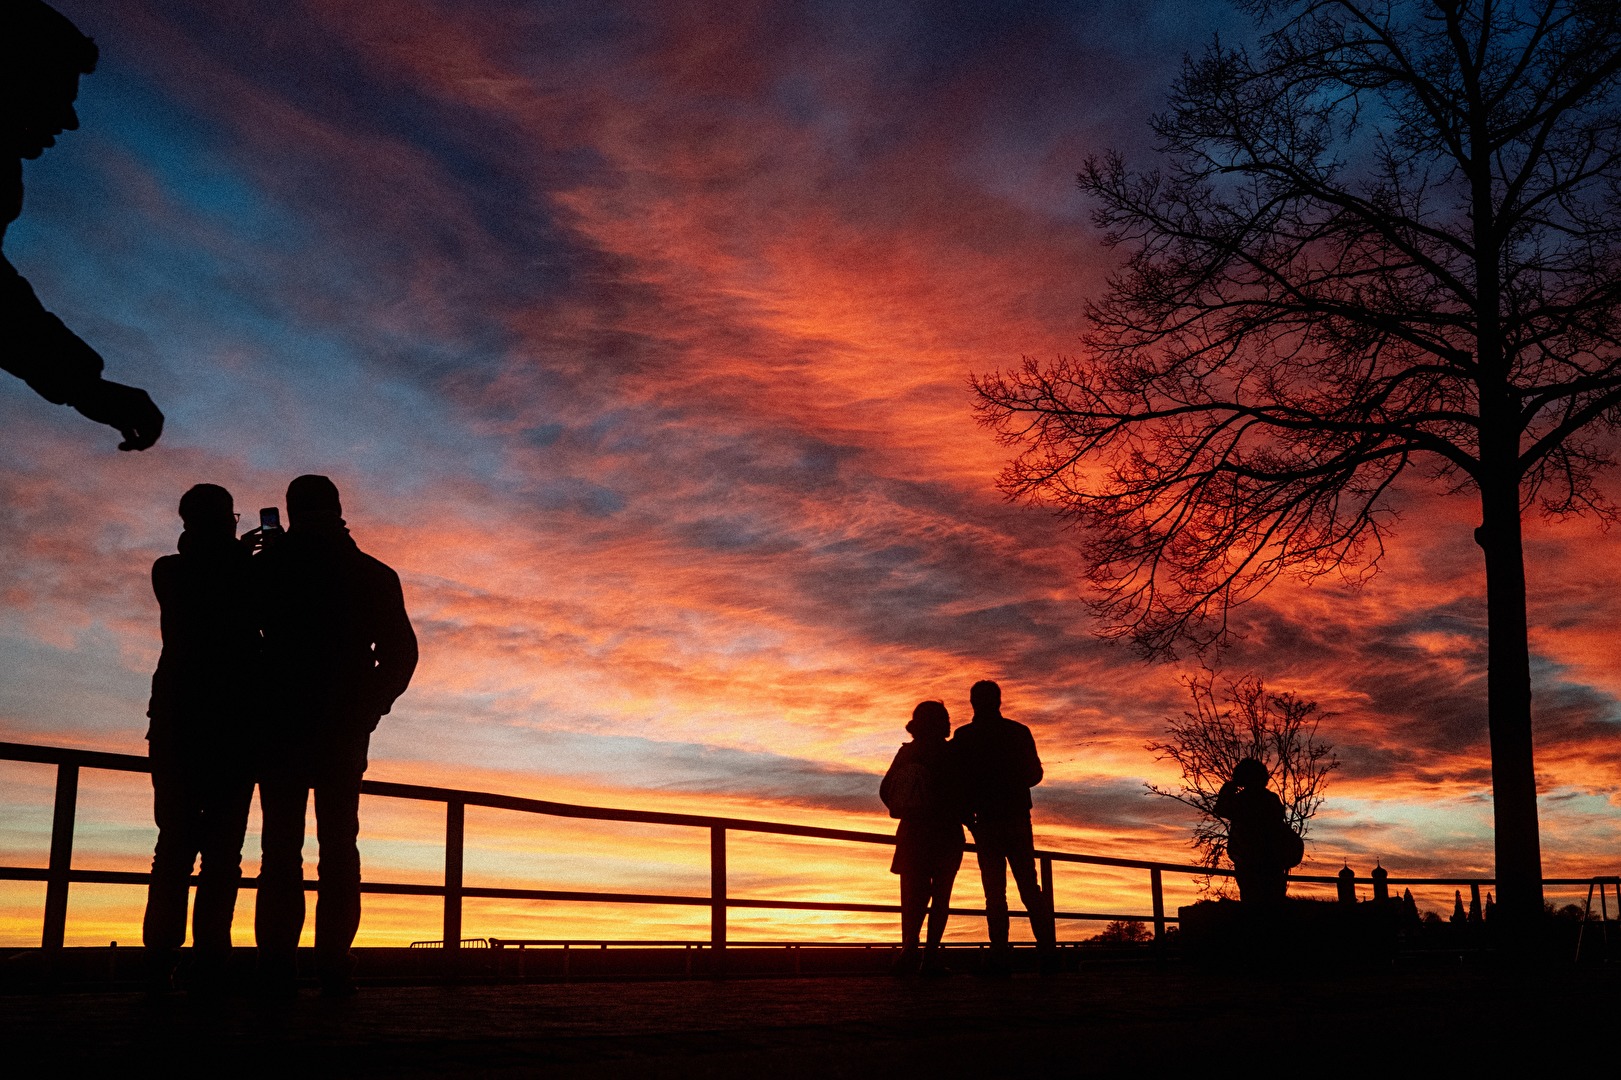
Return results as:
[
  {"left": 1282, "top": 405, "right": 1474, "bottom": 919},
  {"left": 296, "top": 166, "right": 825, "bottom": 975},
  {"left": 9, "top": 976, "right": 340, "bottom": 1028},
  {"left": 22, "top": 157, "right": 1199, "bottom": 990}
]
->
[{"left": 259, "top": 507, "right": 282, "bottom": 532}]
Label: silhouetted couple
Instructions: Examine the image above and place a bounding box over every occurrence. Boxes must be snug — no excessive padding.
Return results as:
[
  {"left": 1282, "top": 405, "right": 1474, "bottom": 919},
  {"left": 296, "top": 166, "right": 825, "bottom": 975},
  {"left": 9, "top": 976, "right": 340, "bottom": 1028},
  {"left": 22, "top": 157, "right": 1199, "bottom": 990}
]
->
[
  {"left": 881, "top": 681, "right": 1057, "bottom": 976},
  {"left": 142, "top": 476, "right": 417, "bottom": 997}
]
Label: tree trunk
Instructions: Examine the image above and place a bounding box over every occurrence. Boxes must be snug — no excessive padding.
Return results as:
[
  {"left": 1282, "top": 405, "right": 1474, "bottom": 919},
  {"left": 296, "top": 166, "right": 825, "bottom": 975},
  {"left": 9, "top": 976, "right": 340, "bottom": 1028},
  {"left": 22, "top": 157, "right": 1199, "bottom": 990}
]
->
[{"left": 1475, "top": 474, "right": 1544, "bottom": 930}]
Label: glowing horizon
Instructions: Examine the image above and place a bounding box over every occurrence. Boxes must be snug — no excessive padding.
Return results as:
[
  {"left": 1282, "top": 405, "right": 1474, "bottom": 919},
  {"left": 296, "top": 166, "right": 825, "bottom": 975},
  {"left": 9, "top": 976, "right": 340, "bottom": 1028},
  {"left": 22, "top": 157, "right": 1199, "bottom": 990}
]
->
[{"left": 3, "top": 0, "right": 1619, "bottom": 947}]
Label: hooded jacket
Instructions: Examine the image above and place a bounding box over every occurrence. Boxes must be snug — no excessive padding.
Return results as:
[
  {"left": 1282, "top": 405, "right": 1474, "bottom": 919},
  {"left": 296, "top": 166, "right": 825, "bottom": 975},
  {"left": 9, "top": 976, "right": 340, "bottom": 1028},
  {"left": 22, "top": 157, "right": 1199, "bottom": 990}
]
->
[{"left": 147, "top": 531, "right": 260, "bottom": 752}]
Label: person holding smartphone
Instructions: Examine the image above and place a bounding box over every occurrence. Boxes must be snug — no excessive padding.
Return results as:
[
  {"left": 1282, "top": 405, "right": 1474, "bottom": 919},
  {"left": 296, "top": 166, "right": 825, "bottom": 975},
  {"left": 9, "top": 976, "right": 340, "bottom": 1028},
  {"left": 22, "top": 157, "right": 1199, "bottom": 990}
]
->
[
  {"left": 142, "top": 484, "right": 260, "bottom": 993},
  {"left": 253, "top": 475, "right": 417, "bottom": 998}
]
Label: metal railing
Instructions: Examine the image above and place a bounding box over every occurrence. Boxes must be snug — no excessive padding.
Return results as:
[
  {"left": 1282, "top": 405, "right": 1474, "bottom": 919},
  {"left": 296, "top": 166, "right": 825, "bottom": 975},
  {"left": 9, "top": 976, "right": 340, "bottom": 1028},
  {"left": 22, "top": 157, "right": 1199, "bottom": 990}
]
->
[{"left": 0, "top": 739, "right": 1592, "bottom": 952}]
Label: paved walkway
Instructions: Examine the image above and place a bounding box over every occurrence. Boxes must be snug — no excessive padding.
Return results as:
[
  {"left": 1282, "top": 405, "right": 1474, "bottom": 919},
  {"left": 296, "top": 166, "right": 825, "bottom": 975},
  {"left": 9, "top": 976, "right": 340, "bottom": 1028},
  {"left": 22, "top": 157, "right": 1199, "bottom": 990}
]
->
[{"left": 5, "top": 961, "right": 1615, "bottom": 1075}]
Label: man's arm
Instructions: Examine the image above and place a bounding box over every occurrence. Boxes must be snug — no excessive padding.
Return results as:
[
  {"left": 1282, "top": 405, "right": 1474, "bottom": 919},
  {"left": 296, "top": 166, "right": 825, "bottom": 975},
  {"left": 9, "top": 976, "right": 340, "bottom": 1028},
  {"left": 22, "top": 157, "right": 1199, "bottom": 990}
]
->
[
  {"left": 1020, "top": 726, "right": 1043, "bottom": 789},
  {"left": 1, "top": 254, "right": 163, "bottom": 450},
  {"left": 367, "top": 566, "right": 418, "bottom": 718}
]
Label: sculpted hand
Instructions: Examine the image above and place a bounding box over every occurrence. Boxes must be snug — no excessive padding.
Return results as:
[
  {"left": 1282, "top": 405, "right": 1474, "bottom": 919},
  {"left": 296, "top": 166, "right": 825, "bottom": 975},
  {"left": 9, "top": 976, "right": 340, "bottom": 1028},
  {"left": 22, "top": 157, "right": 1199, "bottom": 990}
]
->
[{"left": 72, "top": 379, "right": 164, "bottom": 450}]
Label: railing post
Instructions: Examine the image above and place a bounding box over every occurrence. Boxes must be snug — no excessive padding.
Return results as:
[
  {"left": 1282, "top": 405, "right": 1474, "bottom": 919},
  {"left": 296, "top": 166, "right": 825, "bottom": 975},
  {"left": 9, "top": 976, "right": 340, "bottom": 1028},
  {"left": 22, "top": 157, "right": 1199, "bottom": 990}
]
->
[
  {"left": 1150, "top": 867, "right": 1165, "bottom": 947},
  {"left": 710, "top": 826, "right": 727, "bottom": 951},
  {"left": 1040, "top": 856, "right": 1054, "bottom": 902},
  {"left": 42, "top": 763, "right": 79, "bottom": 950},
  {"left": 444, "top": 800, "right": 465, "bottom": 951}
]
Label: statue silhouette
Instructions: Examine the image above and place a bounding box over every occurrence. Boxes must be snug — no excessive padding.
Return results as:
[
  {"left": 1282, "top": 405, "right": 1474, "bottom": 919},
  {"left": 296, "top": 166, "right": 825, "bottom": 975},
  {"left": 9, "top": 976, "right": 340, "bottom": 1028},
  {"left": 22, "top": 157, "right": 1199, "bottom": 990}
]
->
[
  {"left": 142, "top": 484, "right": 259, "bottom": 993},
  {"left": 1, "top": 1, "right": 163, "bottom": 450},
  {"left": 880, "top": 700, "right": 965, "bottom": 976},
  {"left": 253, "top": 475, "right": 417, "bottom": 998},
  {"left": 951, "top": 680, "right": 1057, "bottom": 974}
]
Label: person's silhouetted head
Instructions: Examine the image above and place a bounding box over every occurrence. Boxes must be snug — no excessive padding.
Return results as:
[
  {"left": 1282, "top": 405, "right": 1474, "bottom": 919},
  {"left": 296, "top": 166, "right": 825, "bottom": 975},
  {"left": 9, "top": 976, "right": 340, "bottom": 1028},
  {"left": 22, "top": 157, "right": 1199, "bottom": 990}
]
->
[
  {"left": 1, "top": 1, "right": 97, "bottom": 161},
  {"left": 906, "top": 700, "right": 950, "bottom": 742},
  {"left": 969, "top": 680, "right": 1001, "bottom": 716},
  {"left": 177, "top": 483, "right": 235, "bottom": 538},
  {"left": 286, "top": 474, "right": 344, "bottom": 531},
  {"left": 1233, "top": 757, "right": 1269, "bottom": 789}
]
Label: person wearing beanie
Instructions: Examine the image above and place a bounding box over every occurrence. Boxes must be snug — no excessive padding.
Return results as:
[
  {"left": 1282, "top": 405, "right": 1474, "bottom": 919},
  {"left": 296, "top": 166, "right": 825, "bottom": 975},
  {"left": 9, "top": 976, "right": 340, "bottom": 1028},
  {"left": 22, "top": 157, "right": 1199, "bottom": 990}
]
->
[
  {"left": 1, "top": 1, "right": 163, "bottom": 450},
  {"left": 142, "top": 483, "right": 260, "bottom": 993},
  {"left": 253, "top": 475, "right": 417, "bottom": 998}
]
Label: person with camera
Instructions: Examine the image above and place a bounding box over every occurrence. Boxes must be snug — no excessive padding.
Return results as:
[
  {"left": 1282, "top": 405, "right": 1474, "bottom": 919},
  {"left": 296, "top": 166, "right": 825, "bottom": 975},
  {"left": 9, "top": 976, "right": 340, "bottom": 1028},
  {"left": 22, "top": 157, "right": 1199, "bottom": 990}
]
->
[
  {"left": 951, "top": 680, "right": 1057, "bottom": 975},
  {"left": 2, "top": 1, "right": 163, "bottom": 451},
  {"left": 1214, "top": 757, "right": 1298, "bottom": 906},
  {"left": 142, "top": 484, "right": 260, "bottom": 993},
  {"left": 880, "top": 700, "right": 966, "bottom": 976},
  {"left": 253, "top": 475, "right": 417, "bottom": 998}
]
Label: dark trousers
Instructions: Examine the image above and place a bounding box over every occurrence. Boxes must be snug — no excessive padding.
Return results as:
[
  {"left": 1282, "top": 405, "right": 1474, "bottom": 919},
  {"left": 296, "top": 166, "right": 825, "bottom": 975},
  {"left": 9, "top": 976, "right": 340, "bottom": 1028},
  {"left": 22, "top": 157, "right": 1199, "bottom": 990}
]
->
[
  {"left": 971, "top": 815, "right": 1055, "bottom": 948},
  {"left": 256, "top": 763, "right": 365, "bottom": 973},
  {"left": 1235, "top": 867, "right": 1288, "bottom": 906},
  {"left": 142, "top": 743, "right": 254, "bottom": 956},
  {"left": 899, "top": 867, "right": 958, "bottom": 949}
]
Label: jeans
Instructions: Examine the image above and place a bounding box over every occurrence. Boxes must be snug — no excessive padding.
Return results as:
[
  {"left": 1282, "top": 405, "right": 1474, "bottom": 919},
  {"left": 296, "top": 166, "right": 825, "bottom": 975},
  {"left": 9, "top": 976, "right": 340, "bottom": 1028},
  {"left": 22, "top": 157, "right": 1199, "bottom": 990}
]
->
[
  {"left": 255, "top": 760, "right": 366, "bottom": 975},
  {"left": 971, "top": 814, "right": 1055, "bottom": 947},
  {"left": 142, "top": 742, "right": 254, "bottom": 957},
  {"left": 899, "top": 867, "right": 959, "bottom": 949}
]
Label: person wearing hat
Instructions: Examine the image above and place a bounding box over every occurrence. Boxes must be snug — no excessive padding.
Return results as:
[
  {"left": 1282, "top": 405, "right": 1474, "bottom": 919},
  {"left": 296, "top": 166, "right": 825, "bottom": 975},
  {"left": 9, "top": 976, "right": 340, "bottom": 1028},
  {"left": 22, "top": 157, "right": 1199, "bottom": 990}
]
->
[
  {"left": 253, "top": 475, "right": 417, "bottom": 997},
  {"left": 1, "top": 1, "right": 163, "bottom": 450},
  {"left": 141, "top": 483, "right": 260, "bottom": 992}
]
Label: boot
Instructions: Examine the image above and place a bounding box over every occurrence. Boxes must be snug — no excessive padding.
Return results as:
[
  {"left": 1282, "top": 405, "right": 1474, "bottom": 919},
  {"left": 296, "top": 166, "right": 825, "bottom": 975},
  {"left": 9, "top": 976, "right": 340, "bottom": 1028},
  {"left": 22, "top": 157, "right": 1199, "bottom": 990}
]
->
[{"left": 143, "top": 947, "right": 179, "bottom": 997}]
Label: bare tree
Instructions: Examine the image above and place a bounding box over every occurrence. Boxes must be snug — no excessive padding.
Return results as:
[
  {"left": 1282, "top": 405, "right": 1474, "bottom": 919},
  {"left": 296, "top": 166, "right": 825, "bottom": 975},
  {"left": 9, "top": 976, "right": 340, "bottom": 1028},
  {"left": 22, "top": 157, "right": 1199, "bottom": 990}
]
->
[
  {"left": 974, "top": 0, "right": 1621, "bottom": 930},
  {"left": 1147, "top": 671, "right": 1336, "bottom": 881}
]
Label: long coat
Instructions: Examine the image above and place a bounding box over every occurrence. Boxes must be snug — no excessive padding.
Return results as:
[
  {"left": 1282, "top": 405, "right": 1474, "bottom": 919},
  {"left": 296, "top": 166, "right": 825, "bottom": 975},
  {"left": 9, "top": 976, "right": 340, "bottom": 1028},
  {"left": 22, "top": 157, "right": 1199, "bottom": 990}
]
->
[{"left": 880, "top": 739, "right": 966, "bottom": 877}]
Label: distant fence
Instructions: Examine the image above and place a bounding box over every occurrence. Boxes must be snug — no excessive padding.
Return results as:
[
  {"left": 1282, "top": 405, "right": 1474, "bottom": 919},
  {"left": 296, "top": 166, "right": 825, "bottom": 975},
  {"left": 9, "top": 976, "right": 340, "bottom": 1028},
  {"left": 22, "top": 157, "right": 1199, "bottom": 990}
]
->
[{"left": 0, "top": 739, "right": 1590, "bottom": 951}]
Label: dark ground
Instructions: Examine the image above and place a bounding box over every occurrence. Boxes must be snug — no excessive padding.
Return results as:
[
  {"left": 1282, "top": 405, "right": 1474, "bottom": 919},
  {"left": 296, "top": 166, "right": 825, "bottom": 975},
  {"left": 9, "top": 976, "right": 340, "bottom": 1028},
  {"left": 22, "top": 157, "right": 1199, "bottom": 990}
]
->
[{"left": 4, "top": 958, "right": 1617, "bottom": 1076}]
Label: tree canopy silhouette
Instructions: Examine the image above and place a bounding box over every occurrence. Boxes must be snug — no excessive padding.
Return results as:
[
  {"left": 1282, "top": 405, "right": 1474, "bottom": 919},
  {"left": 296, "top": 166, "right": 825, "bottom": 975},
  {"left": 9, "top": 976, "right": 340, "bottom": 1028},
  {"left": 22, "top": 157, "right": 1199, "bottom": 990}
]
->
[{"left": 974, "top": 0, "right": 1621, "bottom": 930}]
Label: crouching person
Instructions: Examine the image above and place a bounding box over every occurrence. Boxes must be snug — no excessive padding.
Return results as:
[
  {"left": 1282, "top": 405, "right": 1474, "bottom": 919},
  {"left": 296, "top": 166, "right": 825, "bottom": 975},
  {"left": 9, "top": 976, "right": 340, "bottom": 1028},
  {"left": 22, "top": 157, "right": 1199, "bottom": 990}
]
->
[{"left": 881, "top": 700, "right": 965, "bottom": 976}]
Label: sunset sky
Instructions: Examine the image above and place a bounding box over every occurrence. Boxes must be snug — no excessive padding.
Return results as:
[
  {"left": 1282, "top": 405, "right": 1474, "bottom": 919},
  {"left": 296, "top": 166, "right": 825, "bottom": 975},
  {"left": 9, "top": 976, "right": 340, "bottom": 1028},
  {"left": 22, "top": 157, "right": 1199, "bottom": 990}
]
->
[{"left": 3, "top": 0, "right": 1619, "bottom": 946}]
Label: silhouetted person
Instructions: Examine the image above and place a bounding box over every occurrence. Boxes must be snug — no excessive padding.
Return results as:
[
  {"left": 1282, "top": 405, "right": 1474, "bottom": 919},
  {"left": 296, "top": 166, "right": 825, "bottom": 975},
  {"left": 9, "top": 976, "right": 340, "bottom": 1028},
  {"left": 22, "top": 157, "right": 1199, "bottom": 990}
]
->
[
  {"left": 880, "top": 700, "right": 965, "bottom": 976},
  {"left": 254, "top": 475, "right": 417, "bottom": 997},
  {"left": 142, "top": 484, "right": 259, "bottom": 992},
  {"left": 1214, "top": 757, "right": 1289, "bottom": 906},
  {"left": 951, "top": 680, "right": 1056, "bottom": 974},
  {"left": 1, "top": 2, "right": 162, "bottom": 450}
]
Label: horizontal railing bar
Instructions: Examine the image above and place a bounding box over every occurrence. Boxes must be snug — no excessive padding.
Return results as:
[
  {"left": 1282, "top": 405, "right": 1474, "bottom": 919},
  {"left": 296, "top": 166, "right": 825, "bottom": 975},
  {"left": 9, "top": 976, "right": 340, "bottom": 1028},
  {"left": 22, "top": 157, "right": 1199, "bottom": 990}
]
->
[
  {"left": 0, "top": 741, "right": 149, "bottom": 773},
  {"left": 485, "top": 939, "right": 1125, "bottom": 948},
  {"left": 3, "top": 742, "right": 1612, "bottom": 896},
  {"left": 0, "top": 865, "right": 1174, "bottom": 924},
  {"left": 10, "top": 863, "right": 1587, "bottom": 892}
]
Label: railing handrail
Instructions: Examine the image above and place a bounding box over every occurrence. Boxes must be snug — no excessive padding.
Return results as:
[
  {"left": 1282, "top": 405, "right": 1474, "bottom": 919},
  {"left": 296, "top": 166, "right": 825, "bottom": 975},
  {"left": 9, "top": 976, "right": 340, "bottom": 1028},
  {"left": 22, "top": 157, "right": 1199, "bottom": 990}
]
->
[{"left": 3, "top": 738, "right": 1611, "bottom": 954}]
